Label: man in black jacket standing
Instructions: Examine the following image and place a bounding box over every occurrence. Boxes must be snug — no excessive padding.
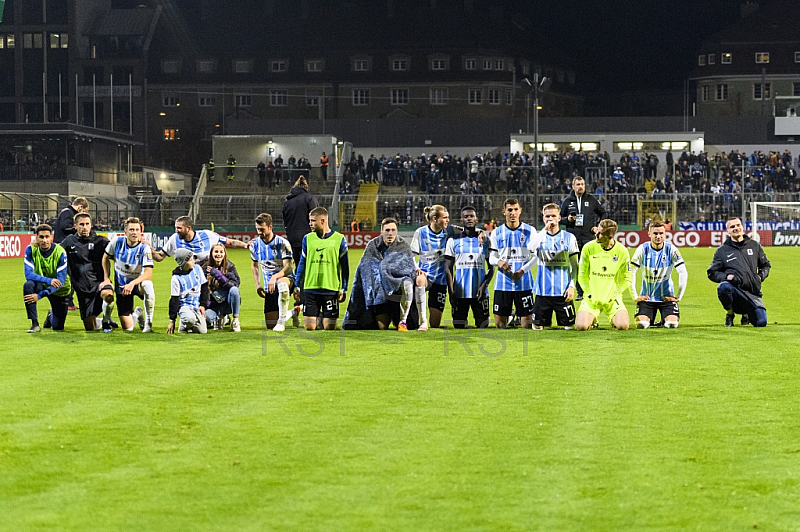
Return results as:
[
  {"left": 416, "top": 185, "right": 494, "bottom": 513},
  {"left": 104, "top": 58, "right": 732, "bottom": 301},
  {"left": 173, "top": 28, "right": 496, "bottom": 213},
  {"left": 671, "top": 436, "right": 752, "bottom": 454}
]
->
[
  {"left": 707, "top": 217, "right": 770, "bottom": 327},
  {"left": 282, "top": 175, "right": 319, "bottom": 267},
  {"left": 560, "top": 176, "right": 606, "bottom": 299}
]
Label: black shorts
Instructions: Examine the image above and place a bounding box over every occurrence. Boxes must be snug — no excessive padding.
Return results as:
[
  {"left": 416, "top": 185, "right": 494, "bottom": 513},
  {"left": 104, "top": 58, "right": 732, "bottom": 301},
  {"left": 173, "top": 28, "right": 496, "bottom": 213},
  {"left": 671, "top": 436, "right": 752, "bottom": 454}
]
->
[
  {"left": 533, "top": 295, "right": 576, "bottom": 327},
  {"left": 428, "top": 282, "right": 447, "bottom": 313},
  {"left": 451, "top": 296, "right": 490, "bottom": 329},
  {"left": 116, "top": 284, "right": 144, "bottom": 316},
  {"left": 635, "top": 300, "right": 680, "bottom": 321},
  {"left": 76, "top": 289, "right": 105, "bottom": 320},
  {"left": 303, "top": 292, "right": 340, "bottom": 319},
  {"left": 263, "top": 290, "right": 280, "bottom": 314},
  {"left": 493, "top": 290, "right": 534, "bottom": 318}
]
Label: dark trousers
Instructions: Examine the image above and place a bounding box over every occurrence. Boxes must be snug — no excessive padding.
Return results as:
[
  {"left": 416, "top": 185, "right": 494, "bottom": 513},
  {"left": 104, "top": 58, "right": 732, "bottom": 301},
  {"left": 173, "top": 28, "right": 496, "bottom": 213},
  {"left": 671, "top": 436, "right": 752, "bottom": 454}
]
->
[
  {"left": 24, "top": 280, "right": 68, "bottom": 330},
  {"left": 717, "top": 281, "right": 767, "bottom": 327}
]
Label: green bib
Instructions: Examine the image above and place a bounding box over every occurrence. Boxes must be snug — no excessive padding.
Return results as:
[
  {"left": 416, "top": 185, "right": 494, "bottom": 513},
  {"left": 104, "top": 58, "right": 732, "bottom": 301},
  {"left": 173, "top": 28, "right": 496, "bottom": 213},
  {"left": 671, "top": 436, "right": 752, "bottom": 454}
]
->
[
  {"left": 304, "top": 232, "right": 344, "bottom": 291},
  {"left": 32, "top": 244, "right": 71, "bottom": 297}
]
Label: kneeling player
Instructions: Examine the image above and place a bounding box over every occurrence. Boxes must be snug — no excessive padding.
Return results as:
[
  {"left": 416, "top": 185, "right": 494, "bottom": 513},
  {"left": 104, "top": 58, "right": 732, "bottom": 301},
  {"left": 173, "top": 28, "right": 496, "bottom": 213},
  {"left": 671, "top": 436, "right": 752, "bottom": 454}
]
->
[
  {"left": 630, "top": 221, "right": 687, "bottom": 329},
  {"left": 251, "top": 213, "right": 297, "bottom": 332},
  {"left": 444, "top": 206, "right": 494, "bottom": 328},
  {"left": 521, "top": 203, "right": 579, "bottom": 330},
  {"left": 102, "top": 217, "right": 155, "bottom": 332},
  {"left": 574, "top": 219, "right": 632, "bottom": 331}
]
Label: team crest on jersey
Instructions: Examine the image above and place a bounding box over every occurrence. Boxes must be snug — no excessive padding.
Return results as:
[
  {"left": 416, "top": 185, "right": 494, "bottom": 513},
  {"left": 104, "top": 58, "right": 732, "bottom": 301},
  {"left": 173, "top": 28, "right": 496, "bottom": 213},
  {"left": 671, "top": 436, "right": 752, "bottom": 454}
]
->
[
  {"left": 747, "top": 249, "right": 753, "bottom": 256},
  {"left": 88, "top": 243, "right": 94, "bottom": 250},
  {"left": 612, "top": 256, "right": 618, "bottom": 262},
  {"left": 520, "top": 235, "right": 525, "bottom": 244}
]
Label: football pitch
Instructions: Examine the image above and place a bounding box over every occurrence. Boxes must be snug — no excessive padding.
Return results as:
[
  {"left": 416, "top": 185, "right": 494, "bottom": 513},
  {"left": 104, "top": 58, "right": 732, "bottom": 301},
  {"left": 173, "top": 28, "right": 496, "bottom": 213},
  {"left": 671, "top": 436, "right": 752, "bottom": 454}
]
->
[{"left": 2, "top": 247, "right": 800, "bottom": 530}]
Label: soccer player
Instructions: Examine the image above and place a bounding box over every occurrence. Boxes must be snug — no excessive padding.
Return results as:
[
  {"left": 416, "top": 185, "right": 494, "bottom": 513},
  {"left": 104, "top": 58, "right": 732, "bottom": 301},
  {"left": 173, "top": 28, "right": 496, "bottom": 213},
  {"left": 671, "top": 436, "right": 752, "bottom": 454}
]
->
[
  {"left": 630, "top": 221, "right": 688, "bottom": 329},
  {"left": 102, "top": 217, "right": 156, "bottom": 332},
  {"left": 411, "top": 205, "right": 453, "bottom": 330},
  {"left": 166, "top": 248, "right": 209, "bottom": 334},
  {"left": 61, "top": 213, "right": 117, "bottom": 332},
  {"left": 444, "top": 206, "right": 494, "bottom": 329},
  {"left": 293, "top": 207, "right": 349, "bottom": 331},
  {"left": 574, "top": 219, "right": 632, "bottom": 331},
  {"left": 250, "top": 213, "right": 297, "bottom": 332},
  {"left": 23, "top": 224, "right": 71, "bottom": 333},
  {"left": 520, "top": 203, "right": 579, "bottom": 330},
  {"left": 489, "top": 198, "right": 543, "bottom": 329},
  {"left": 707, "top": 217, "right": 770, "bottom": 327},
  {"left": 152, "top": 215, "right": 248, "bottom": 263}
]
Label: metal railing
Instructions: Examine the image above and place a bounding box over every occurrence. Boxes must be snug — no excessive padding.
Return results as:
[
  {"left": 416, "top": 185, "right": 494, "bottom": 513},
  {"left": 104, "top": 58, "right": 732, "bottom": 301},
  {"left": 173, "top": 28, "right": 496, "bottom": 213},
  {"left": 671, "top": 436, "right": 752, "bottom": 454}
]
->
[{"left": 0, "top": 192, "right": 138, "bottom": 232}]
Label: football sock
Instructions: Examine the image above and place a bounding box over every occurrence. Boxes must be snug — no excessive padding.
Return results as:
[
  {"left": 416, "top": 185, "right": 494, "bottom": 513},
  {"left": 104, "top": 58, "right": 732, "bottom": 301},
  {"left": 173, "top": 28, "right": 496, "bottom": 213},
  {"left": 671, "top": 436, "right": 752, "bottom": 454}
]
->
[
  {"left": 414, "top": 286, "right": 427, "bottom": 325},
  {"left": 400, "top": 280, "right": 413, "bottom": 321},
  {"left": 278, "top": 282, "right": 290, "bottom": 323},
  {"left": 665, "top": 321, "right": 679, "bottom": 328},
  {"left": 141, "top": 280, "right": 155, "bottom": 325}
]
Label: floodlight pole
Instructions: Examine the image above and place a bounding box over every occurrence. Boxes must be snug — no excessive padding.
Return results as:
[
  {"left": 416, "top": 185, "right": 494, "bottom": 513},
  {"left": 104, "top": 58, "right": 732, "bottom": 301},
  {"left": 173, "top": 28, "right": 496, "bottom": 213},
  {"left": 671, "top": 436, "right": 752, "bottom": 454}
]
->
[{"left": 533, "top": 72, "right": 540, "bottom": 219}]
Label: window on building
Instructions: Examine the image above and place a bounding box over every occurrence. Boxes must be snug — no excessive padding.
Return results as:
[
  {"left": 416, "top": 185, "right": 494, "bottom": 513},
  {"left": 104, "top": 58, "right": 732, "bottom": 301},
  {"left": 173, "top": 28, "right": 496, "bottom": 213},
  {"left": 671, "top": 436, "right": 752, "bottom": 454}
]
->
[
  {"left": 465, "top": 58, "right": 476, "bottom": 70},
  {"left": 392, "top": 59, "right": 408, "bottom": 71},
  {"left": 163, "top": 128, "right": 179, "bottom": 140},
  {"left": 753, "top": 82, "right": 771, "bottom": 100},
  {"left": 722, "top": 53, "right": 732, "bottom": 64},
  {"left": 707, "top": 54, "right": 715, "bottom": 65},
  {"left": 49, "top": 33, "right": 68, "bottom": 49},
  {"left": 162, "top": 92, "right": 179, "bottom": 107},
  {"left": 430, "top": 88, "right": 448, "bottom": 105},
  {"left": 755, "top": 52, "right": 770, "bottom": 63},
  {"left": 488, "top": 88, "right": 500, "bottom": 105},
  {"left": 197, "top": 60, "right": 216, "bottom": 73},
  {"left": 505, "top": 89, "right": 513, "bottom": 105},
  {"left": 352, "top": 88, "right": 370, "bottom": 106},
  {"left": 198, "top": 93, "right": 216, "bottom": 107},
  {"left": 270, "top": 60, "right": 287, "bottom": 72},
  {"left": 793, "top": 82, "right": 800, "bottom": 97},
  {"left": 522, "top": 64, "right": 530, "bottom": 75},
  {"left": 270, "top": 90, "right": 288, "bottom": 106},
  {"left": 716, "top": 84, "right": 728, "bottom": 101},
  {"left": 391, "top": 88, "right": 409, "bottom": 105},
  {"left": 353, "top": 59, "right": 370, "bottom": 71},
  {"left": 306, "top": 60, "right": 323, "bottom": 72},
  {"left": 306, "top": 90, "right": 321, "bottom": 106},
  {"left": 0, "top": 34, "right": 14, "bottom": 49},
  {"left": 234, "top": 93, "right": 252, "bottom": 107},
  {"left": 483, "top": 59, "right": 492, "bottom": 70},
  {"left": 23, "top": 33, "right": 43, "bottom": 49},
  {"left": 162, "top": 60, "right": 179, "bottom": 74},
  {"left": 701, "top": 86, "right": 709, "bottom": 102},
  {"left": 494, "top": 59, "right": 504, "bottom": 70},
  {"left": 234, "top": 60, "right": 252, "bottom": 73},
  {"left": 431, "top": 59, "right": 447, "bottom": 71},
  {"left": 469, "top": 88, "right": 482, "bottom": 104},
  {"left": 698, "top": 55, "right": 706, "bottom": 66}
]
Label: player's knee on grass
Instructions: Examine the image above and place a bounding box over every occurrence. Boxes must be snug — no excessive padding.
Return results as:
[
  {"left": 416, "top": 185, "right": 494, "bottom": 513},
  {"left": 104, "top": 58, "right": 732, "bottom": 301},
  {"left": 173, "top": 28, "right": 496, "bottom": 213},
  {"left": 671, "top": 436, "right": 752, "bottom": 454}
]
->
[
  {"left": 612, "top": 312, "right": 630, "bottom": 330},
  {"left": 664, "top": 317, "right": 679, "bottom": 328},
  {"left": 635, "top": 316, "right": 650, "bottom": 329},
  {"left": 574, "top": 311, "right": 594, "bottom": 331}
]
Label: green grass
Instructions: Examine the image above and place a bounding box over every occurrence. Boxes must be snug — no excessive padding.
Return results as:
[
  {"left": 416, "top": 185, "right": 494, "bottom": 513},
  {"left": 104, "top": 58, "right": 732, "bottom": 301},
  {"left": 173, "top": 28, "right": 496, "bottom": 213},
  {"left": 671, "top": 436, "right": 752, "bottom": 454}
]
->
[{"left": 2, "top": 247, "right": 800, "bottom": 530}]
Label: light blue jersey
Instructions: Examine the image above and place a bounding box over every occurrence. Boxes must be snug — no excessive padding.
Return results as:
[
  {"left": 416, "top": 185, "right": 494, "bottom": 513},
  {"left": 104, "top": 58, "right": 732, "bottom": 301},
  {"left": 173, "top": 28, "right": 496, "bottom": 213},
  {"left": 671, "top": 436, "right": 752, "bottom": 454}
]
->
[
  {"left": 250, "top": 234, "right": 293, "bottom": 286},
  {"left": 162, "top": 230, "right": 227, "bottom": 262},
  {"left": 532, "top": 230, "right": 579, "bottom": 297},
  {"left": 105, "top": 236, "right": 153, "bottom": 286},
  {"left": 445, "top": 235, "right": 489, "bottom": 299},
  {"left": 630, "top": 242, "right": 684, "bottom": 302},
  {"left": 490, "top": 223, "right": 536, "bottom": 292},
  {"left": 411, "top": 225, "right": 449, "bottom": 285},
  {"left": 171, "top": 264, "right": 206, "bottom": 310}
]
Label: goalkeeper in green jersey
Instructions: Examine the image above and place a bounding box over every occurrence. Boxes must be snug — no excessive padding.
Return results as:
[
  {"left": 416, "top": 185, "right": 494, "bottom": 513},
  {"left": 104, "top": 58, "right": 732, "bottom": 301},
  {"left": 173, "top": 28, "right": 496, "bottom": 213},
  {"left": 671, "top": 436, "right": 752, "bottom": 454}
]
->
[{"left": 575, "top": 219, "right": 632, "bottom": 331}]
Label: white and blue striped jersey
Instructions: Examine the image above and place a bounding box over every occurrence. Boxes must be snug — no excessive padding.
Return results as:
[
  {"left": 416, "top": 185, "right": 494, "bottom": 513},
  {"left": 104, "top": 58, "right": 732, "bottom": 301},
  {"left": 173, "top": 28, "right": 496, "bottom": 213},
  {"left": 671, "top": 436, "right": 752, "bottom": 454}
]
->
[
  {"left": 532, "top": 230, "right": 579, "bottom": 297},
  {"left": 411, "top": 225, "right": 449, "bottom": 285},
  {"left": 162, "top": 230, "right": 227, "bottom": 262},
  {"left": 630, "top": 242, "right": 684, "bottom": 302},
  {"left": 105, "top": 236, "right": 153, "bottom": 286},
  {"left": 445, "top": 236, "right": 489, "bottom": 299},
  {"left": 171, "top": 264, "right": 206, "bottom": 311},
  {"left": 490, "top": 223, "right": 536, "bottom": 292},
  {"left": 250, "top": 234, "right": 293, "bottom": 286}
]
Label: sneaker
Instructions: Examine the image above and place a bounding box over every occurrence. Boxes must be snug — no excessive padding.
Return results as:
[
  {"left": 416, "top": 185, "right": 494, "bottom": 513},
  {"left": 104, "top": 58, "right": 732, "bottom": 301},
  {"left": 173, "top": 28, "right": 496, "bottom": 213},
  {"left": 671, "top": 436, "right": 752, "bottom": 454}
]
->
[
  {"left": 398, "top": 320, "right": 408, "bottom": 332},
  {"left": 27, "top": 325, "right": 41, "bottom": 333},
  {"left": 44, "top": 310, "right": 52, "bottom": 329},
  {"left": 133, "top": 306, "right": 145, "bottom": 330},
  {"left": 231, "top": 317, "right": 241, "bottom": 332},
  {"left": 142, "top": 322, "right": 153, "bottom": 333},
  {"left": 725, "top": 314, "right": 734, "bottom": 327},
  {"left": 741, "top": 314, "right": 750, "bottom": 326},
  {"left": 102, "top": 322, "right": 113, "bottom": 333},
  {"left": 68, "top": 305, "right": 79, "bottom": 311},
  {"left": 292, "top": 305, "right": 301, "bottom": 328},
  {"left": 272, "top": 321, "right": 285, "bottom": 333},
  {"left": 418, "top": 322, "right": 429, "bottom": 331},
  {"left": 108, "top": 319, "right": 119, "bottom": 329},
  {"left": 214, "top": 316, "right": 224, "bottom": 330}
]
